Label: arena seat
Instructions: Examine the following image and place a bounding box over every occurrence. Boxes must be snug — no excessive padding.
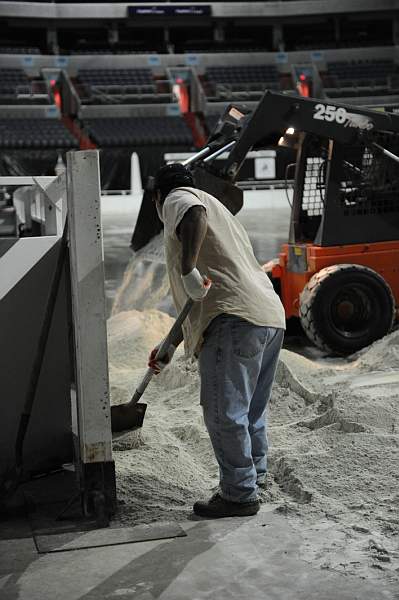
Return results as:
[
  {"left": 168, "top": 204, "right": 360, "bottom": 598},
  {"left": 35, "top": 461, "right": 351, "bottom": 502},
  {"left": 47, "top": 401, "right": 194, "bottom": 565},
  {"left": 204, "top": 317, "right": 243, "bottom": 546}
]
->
[
  {"left": 322, "top": 59, "right": 399, "bottom": 97},
  {"left": 75, "top": 68, "right": 173, "bottom": 105},
  {"left": 82, "top": 116, "right": 193, "bottom": 147},
  {"left": 0, "top": 68, "right": 30, "bottom": 85},
  {"left": 77, "top": 68, "right": 154, "bottom": 85},
  {"left": 0, "top": 69, "right": 51, "bottom": 105},
  {"left": 0, "top": 119, "right": 79, "bottom": 149},
  {"left": 203, "top": 64, "right": 281, "bottom": 101}
]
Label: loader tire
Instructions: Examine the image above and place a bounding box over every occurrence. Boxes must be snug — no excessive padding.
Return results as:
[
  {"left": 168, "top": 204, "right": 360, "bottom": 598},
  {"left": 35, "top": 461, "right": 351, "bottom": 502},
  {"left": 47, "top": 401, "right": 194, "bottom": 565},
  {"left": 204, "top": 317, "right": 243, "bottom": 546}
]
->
[{"left": 299, "top": 264, "right": 395, "bottom": 355}]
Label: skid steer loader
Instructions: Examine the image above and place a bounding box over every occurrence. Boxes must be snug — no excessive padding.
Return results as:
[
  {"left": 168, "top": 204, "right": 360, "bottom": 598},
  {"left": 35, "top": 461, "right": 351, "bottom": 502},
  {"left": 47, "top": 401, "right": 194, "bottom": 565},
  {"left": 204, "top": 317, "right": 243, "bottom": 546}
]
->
[{"left": 131, "top": 91, "right": 399, "bottom": 355}]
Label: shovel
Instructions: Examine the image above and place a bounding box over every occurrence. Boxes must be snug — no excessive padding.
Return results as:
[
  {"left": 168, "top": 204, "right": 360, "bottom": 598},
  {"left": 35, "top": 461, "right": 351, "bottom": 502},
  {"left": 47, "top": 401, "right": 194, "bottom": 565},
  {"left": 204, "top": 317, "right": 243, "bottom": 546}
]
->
[{"left": 111, "top": 298, "right": 195, "bottom": 433}]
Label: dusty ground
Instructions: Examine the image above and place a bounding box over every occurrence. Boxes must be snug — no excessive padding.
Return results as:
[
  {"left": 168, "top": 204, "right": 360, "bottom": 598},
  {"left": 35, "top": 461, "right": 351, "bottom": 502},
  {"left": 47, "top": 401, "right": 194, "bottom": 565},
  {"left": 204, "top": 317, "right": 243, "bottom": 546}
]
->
[{"left": 108, "top": 306, "right": 399, "bottom": 588}]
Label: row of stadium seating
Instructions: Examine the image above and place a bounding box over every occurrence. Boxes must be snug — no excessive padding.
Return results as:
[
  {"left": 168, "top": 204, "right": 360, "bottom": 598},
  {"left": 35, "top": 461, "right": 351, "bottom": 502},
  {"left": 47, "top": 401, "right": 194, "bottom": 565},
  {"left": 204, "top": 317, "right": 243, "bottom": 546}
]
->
[
  {"left": 325, "top": 85, "right": 399, "bottom": 99},
  {"left": 0, "top": 69, "right": 52, "bottom": 105},
  {"left": 321, "top": 59, "right": 399, "bottom": 99},
  {"left": 322, "top": 59, "right": 398, "bottom": 87},
  {"left": 77, "top": 68, "right": 154, "bottom": 85},
  {"left": 0, "top": 116, "right": 197, "bottom": 150},
  {"left": 75, "top": 68, "right": 174, "bottom": 105},
  {"left": 203, "top": 64, "right": 281, "bottom": 101},
  {"left": 202, "top": 60, "right": 399, "bottom": 101},
  {"left": 0, "top": 68, "right": 31, "bottom": 84},
  {"left": 206, "top": 65, "right": 279, "bottom": 82},
  {"left": 0, "top": 119, "right": 79, "bottom": 149},
  {"left": 1, "top": 61, "right": 397, "bottom": 86},
  {"left": 82, "top": 116, "right": 193, "bottom": 147},
  {"left": 0, "top": 89, "right": 51, "bottom": 105}
]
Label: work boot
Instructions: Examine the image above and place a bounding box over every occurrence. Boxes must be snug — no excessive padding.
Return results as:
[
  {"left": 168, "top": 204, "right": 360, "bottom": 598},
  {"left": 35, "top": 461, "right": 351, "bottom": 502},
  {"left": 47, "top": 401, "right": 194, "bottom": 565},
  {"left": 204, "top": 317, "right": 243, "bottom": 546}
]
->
[{"left": 193, "top": 493, "right": 260, "bottom": 518}]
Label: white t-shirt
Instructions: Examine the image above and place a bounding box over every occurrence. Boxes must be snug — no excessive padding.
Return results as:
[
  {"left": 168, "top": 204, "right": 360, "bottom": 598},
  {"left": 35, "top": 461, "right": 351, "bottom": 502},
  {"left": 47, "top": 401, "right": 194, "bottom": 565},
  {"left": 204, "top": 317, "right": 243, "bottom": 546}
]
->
[{"left": 162, "top": 186, "right": 286, "bottom": 356}]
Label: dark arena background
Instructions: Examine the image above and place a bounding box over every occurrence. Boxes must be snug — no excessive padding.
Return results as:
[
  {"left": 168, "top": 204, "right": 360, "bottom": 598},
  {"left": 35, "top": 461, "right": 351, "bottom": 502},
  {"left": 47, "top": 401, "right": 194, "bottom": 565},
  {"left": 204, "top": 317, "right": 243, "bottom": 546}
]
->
[{"left": 1, "top": 1, "right": 398, "bottom": 189}]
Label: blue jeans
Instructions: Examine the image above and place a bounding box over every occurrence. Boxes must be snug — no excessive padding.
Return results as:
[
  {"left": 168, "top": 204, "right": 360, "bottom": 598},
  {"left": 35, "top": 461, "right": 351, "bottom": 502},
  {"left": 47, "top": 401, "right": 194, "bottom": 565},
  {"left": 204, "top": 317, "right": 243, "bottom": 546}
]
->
[{"left": 199, "top": 314, "right": 284, "bottom": 503}]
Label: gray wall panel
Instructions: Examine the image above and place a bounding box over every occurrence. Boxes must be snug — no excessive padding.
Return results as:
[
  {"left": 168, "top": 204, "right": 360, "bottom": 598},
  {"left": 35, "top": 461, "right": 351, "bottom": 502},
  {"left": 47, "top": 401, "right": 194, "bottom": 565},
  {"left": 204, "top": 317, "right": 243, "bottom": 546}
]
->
[{"left": 0, "top": 239, "right": 72, "bottom": 477}]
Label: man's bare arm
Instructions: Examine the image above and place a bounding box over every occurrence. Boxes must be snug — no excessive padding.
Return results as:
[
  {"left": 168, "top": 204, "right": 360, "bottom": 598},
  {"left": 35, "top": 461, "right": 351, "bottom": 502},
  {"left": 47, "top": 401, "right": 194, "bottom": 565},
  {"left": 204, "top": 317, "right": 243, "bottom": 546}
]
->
[
  {"left": 178, "top": 206, "right": 208, "bottom": 276},
  {"left": 170, "top": 205, "right": 208, "bottom": 347}
]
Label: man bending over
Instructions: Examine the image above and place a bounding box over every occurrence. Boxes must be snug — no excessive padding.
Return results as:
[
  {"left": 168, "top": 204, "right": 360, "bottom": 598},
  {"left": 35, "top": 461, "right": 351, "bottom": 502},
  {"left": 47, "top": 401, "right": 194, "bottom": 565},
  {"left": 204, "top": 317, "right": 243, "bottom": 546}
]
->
[{"left": 149, "top": 163, "right": 285, "bottom": 519}]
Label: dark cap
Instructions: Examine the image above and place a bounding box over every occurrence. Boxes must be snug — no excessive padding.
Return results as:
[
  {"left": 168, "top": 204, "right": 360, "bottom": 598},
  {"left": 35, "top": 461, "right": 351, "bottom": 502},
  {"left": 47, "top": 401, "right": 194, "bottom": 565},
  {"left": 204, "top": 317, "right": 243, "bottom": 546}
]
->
[{"left": 154, "top": 163, "right": 194, "bottom": 199}]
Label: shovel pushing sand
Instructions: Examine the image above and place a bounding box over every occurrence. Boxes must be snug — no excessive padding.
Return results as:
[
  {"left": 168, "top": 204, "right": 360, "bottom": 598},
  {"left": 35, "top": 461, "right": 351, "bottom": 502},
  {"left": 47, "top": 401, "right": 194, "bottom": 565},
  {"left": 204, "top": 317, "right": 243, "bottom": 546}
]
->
[{"left": 111, "top": 297, "right": 195, "bottom": 433}]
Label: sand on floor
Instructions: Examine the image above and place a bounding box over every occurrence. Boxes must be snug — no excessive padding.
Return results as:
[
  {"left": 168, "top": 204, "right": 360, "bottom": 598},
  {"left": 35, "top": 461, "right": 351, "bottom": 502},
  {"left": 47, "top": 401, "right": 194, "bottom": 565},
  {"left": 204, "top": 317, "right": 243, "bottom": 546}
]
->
[{"left": 108, "top": 303, "right": 399, "bottom": 586}]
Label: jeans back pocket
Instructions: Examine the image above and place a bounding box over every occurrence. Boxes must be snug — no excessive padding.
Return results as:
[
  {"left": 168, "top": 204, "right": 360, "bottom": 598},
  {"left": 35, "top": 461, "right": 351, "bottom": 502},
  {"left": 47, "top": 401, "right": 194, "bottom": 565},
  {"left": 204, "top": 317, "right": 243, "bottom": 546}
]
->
[{"left": 231, "top": 318, "right": 267, "bottom": 359}]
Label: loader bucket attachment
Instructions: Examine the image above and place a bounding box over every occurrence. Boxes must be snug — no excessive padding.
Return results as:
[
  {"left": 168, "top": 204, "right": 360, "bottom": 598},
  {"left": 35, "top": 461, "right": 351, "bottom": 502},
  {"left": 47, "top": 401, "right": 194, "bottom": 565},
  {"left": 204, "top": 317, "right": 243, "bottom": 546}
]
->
[
  {"left": 130, "top": 185, "right": 162, "bottom": 252},
  {"left": 130, "top": 166, "right": 243, "bottom": 252},
  {"left": 192, "top": 166, "right": 243, "bottom": 216}
]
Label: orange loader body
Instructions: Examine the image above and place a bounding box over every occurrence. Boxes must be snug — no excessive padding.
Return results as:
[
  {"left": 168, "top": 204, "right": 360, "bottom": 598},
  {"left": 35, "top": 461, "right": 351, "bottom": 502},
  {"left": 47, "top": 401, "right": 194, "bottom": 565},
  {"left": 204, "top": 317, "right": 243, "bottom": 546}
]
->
[{"left": 271, "top": 241, "right": 399, "bottom": 320}]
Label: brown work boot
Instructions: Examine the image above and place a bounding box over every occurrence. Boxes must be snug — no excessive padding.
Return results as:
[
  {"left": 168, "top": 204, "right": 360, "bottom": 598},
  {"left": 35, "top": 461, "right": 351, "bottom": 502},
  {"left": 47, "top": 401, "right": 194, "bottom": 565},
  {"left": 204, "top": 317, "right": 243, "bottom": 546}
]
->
[{"left": 193, "top": 493, "right": 260, "bottom": 519}]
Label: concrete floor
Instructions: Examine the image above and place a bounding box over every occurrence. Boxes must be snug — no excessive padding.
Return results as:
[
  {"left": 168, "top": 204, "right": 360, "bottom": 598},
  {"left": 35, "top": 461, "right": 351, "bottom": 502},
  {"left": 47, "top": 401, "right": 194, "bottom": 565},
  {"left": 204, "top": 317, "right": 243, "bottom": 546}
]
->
[{"left": 1, "top": 505, "right": 396, "bottom": 600}]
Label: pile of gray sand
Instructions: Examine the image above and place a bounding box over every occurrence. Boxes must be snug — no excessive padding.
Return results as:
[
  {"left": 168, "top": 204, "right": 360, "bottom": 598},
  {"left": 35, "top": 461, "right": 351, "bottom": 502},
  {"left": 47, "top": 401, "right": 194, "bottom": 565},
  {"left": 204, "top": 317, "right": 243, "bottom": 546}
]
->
[{"left": 108, "top": 308, "right": 399, "bottom": 585}]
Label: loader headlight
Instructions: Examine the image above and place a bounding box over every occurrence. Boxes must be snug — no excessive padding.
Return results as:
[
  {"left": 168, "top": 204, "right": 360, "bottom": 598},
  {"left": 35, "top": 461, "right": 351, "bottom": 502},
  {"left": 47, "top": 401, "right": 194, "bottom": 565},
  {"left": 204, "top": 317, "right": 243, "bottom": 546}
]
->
[{"left": 278, "top": 127, "right": 297, "bottom": 148}]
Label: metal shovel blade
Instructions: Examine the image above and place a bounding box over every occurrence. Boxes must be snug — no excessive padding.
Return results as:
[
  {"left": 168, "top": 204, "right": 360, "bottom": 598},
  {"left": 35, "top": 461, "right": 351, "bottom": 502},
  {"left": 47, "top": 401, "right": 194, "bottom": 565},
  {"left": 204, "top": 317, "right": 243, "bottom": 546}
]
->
[
  {"left": 111, "top": 402, "right": 147, "bottom": 433},
  {"left": 110, "top": 298, "right": 196, "bottom": 434}
]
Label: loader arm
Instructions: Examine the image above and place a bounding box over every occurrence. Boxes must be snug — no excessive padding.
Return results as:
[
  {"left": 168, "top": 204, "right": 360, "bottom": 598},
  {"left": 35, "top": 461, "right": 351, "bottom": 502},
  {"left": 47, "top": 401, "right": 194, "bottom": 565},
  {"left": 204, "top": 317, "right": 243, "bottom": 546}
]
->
[
  {"left": 222, "top": 91, "right": 399, "bottom": 181},
  {"left": 130, "top": 90, "right": 399, "bottom": 251},
  {"left": 220, "top": 91, "right": 399, "bottom": 248}
]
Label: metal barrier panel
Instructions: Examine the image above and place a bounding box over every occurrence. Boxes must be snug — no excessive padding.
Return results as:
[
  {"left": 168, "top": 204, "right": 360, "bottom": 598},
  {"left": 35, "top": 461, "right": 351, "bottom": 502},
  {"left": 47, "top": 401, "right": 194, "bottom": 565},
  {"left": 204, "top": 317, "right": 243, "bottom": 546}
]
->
[{"left": 66, "top": 150, "right": 115, "bottom": 510}]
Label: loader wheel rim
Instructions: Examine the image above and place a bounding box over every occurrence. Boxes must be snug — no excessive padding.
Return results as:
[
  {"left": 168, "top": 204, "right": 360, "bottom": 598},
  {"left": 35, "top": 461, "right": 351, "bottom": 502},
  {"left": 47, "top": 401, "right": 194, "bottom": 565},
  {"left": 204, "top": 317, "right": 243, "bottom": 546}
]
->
[{"left": 329, "top": 284, "right": 373, "bottom": 339}]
